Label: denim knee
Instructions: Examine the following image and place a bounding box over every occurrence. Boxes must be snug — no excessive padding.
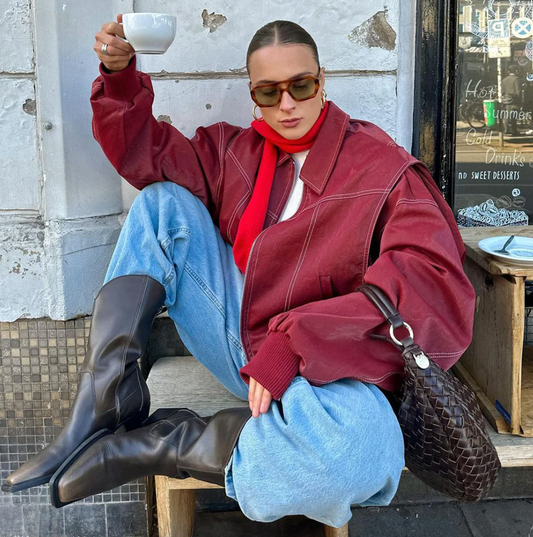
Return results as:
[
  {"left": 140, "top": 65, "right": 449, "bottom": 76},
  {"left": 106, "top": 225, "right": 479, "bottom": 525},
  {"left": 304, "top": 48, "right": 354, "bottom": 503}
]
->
[
  {"left": 130, "top": 182, "right": 204, "bottom": 232},
  {"left": 133, "top": 181, "right": 191, "bottom": 208}
]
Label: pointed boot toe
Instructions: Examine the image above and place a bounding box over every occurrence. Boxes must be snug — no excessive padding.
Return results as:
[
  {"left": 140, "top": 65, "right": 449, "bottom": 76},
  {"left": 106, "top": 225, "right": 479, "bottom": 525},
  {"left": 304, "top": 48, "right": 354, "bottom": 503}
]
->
[
  {"left": 2, "top": 452, "right": 54, "bottom": 493},
  {"left": 50, "top": 429, "right": 115, "bottom": 508},
  {"left": 1, "top": 428, "right": 107, "bottom": 493},
  {"left": 3, "top": 460, "right": 57, "bottom": 494},
  {"left": 51, "top": 434, "right": 137, "bottom": 507}
]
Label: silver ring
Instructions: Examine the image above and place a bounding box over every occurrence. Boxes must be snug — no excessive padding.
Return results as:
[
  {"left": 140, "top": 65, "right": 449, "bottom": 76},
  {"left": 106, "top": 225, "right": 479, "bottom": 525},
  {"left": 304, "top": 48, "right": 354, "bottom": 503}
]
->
[
  {"left": 389, "top": 322, "right": 414, "bottom": 346},
  {"left": 101, "top": 43, "right": 109, "bottom": 56}
]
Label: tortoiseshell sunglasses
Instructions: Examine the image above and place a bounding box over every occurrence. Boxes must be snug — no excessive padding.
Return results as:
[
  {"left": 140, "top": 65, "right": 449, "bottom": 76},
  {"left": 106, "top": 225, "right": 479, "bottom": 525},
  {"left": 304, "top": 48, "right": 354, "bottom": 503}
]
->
[{"left": 250, "top": 72, "right": 321, "bottom": 107}]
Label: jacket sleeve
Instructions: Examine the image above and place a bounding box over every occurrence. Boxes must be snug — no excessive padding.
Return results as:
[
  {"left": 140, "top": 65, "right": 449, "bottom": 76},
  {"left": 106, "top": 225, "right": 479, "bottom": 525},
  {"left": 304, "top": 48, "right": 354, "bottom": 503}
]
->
[
  {"left": 239, "top": 165, "right": 476, "bottom": 400},
  {"left": 90, "top": 56, "right": 243, "bottom": 221}
]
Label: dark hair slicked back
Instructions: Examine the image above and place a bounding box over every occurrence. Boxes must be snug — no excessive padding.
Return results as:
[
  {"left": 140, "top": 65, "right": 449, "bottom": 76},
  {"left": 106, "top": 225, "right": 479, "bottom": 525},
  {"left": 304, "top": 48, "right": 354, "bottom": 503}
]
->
[{"left": 246, "top": 20, "right": 320, "bottom": 73}]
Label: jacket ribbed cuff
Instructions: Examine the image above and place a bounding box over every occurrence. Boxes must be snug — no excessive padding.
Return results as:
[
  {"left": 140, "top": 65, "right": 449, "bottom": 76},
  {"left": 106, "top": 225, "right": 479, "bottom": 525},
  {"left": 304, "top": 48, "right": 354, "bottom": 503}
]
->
[
  {"left": 99, "top": 55, "right": 142, "bottom": 101},
  {"left": 239, "top": 331, "right": 300, "bottom": 401}
]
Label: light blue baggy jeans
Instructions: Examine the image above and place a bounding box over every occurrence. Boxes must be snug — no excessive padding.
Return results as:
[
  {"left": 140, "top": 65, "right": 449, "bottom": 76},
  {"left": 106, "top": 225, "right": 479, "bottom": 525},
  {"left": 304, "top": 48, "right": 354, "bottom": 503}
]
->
[{"left": 103, "top": 181, "right": 405, "bottom": 528}]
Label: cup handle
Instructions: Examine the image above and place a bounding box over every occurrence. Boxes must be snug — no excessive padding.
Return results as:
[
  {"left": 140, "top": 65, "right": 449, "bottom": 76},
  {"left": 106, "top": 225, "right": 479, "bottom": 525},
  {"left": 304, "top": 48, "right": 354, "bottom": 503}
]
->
[{"left": 116, "top": 22, "right": 129, "bottom": 43}]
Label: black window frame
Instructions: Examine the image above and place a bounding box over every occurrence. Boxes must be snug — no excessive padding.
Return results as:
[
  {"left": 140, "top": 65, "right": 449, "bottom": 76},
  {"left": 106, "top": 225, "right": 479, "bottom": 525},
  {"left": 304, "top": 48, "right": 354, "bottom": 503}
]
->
[{"left": 412, "top": 0, "right": 458, "bottom": 208}]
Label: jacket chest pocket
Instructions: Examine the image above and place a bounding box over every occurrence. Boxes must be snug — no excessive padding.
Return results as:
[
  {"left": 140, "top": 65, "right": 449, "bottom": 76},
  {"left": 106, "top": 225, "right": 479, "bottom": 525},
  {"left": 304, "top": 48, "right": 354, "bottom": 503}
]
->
[{"left": 319, "top": 275, "right": 334, "bottom": 299}]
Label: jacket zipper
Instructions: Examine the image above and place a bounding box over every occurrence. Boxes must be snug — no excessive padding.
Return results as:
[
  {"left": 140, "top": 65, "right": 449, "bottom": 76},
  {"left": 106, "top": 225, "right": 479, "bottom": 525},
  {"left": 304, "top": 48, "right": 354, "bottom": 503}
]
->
[
  {"left": 239, "top": 231, "right": 266, "bottom": 364},
  {"left": 239, "top": 158, "right": 306, "bottom": 365}
]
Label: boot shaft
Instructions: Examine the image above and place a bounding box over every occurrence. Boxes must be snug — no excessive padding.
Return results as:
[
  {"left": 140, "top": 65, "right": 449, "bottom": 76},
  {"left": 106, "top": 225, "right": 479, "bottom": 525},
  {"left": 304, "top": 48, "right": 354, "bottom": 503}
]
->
[
  {"left": 176, "top": 407, "right": 252, "bottom": 485},
  {"left": 83, "top": 275, "right": 166, "bottom": 414}
]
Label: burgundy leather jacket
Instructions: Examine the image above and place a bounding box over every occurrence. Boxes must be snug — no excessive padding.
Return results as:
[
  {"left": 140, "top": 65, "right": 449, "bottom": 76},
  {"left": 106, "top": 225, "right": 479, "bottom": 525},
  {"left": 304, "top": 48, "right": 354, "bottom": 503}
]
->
[{"left": 91, "top": 57, "right": 475, "bottom": 400}]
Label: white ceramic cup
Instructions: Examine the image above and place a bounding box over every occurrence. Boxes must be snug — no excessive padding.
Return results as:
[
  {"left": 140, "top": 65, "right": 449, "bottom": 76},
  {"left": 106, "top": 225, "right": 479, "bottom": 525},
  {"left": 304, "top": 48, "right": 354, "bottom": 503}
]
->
[{"left": 121, "top": 13, "right": 177, "bottom": 54}]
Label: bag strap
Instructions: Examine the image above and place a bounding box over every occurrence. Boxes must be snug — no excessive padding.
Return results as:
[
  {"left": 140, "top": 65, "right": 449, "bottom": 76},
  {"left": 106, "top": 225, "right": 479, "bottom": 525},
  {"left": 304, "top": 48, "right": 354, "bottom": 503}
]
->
[
  {"left": 356, "top": 284, "right": 404, "bottom": 329},
  {"left": 356, "top": 283, "right": 431, "bottom": 369}
]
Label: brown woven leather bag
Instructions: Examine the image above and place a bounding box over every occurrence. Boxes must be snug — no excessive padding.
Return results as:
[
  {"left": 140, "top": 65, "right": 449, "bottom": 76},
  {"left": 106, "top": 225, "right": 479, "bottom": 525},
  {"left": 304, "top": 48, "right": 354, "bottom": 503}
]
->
[{"left": 356, "top": 283, "right": 501, "bottom": 502}]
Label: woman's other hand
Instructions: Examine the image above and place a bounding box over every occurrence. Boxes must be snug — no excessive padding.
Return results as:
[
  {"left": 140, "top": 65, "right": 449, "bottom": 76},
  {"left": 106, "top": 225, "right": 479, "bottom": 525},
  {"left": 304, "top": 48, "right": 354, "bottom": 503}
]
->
[
  {"left": 94, "top": 14, "right": 135, "bottom": 72},
  {"left": 248, "top": 377, "right": 272, "bottom": 418}
]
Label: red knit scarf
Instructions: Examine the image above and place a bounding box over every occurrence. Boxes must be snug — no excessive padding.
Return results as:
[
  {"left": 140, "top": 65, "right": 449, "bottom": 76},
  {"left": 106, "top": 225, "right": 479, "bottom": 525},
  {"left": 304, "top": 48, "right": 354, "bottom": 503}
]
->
[{"left": 233, "top": 101, "right": 329, "bottom": 274}]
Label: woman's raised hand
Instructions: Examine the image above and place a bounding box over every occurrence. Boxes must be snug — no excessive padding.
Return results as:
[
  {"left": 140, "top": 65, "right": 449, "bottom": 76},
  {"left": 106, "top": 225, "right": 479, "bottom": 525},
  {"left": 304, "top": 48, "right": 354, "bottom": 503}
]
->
[{"left": 94, "top": 14, "right": 135, "bottom": 72}]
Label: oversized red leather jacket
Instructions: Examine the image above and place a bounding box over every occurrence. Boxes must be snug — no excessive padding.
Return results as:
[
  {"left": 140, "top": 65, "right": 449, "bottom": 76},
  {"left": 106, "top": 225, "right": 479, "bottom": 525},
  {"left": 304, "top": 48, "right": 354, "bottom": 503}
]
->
[{"left": 91, "top": 56, "right": 476, "bottom": 401}]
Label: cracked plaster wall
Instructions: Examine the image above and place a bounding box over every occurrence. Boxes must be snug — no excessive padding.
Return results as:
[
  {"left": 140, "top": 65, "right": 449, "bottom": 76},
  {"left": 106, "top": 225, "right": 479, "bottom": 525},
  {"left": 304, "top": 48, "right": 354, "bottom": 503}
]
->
[
  {"left": 1, "top": 0, "right": 45, "bottom": 321},
  {"left": 2, "top": 0, "right": 416, "bottom": 320}
]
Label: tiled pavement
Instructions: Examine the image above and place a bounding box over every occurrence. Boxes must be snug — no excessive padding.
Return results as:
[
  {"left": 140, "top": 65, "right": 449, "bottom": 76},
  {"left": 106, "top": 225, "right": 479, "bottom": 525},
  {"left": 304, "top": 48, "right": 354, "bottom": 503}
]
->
[
  {"left": 2, "top": 496, "right": 532, "bottom": 537},
  {"left": 192, "top": 499, "right": 533, "bottom": 537}
]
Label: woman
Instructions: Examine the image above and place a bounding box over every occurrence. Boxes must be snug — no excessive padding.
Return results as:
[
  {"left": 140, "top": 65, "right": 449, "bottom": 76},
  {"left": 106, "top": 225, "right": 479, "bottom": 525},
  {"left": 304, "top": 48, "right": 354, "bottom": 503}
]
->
[{"left": 3, "top": 17, "right": 475, "bottom": 527}]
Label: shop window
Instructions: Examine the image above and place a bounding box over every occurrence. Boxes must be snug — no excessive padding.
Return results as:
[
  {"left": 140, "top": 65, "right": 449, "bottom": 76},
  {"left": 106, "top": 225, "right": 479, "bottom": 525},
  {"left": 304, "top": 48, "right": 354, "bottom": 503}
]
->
[{"left": 455, "top": 0, "right": 533, "bottom": 227}]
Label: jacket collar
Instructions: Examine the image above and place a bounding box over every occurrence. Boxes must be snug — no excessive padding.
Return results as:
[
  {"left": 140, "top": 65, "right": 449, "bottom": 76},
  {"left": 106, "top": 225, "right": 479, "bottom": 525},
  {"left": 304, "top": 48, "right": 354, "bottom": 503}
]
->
[{"left": 276, "top": 101, "right": 350, "bottom": 195}]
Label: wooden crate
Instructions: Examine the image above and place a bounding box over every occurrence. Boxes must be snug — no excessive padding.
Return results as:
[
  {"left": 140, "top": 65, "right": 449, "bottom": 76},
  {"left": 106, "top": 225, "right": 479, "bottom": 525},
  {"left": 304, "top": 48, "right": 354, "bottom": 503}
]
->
[
  {"left": 458, "top": 226, "right": 533, "bottom": 436},
  {"left": 154, "top": 475, "right": 348, "bottom": 537}
]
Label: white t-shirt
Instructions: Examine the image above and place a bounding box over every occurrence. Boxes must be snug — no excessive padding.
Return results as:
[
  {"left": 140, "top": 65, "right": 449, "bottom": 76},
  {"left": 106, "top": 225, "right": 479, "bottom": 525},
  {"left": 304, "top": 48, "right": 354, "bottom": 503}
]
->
[{"left": 278, "top": 149, "right": 310, "bottom": 222}]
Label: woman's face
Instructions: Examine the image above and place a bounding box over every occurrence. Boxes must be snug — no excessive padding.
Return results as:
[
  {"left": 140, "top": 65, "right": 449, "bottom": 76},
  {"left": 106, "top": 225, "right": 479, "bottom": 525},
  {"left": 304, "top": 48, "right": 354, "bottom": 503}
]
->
[{"left": 248, "top": 44, "right": 325, "bottom": 139}]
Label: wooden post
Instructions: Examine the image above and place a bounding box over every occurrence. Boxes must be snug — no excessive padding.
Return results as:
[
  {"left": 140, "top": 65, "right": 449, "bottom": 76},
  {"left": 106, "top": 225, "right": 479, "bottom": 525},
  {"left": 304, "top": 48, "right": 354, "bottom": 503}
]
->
[
  {"left": 155, "top": 476, "right": 197, "bottom": 537},
  {"left": 324, "top": 522, "right": 350, "bottom": 537},
  {"left": 460, "top": 256, "right": 523, "bottom": 434}
]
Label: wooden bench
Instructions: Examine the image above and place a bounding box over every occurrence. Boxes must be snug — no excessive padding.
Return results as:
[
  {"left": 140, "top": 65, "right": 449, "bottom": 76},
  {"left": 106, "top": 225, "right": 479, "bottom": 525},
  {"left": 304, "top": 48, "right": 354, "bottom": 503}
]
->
[
  {"left": 146, "top": 355, "right": 350, "bottom": 537},
  {"left": 146, "top": 355, "right": 533, "bottom": 537}
]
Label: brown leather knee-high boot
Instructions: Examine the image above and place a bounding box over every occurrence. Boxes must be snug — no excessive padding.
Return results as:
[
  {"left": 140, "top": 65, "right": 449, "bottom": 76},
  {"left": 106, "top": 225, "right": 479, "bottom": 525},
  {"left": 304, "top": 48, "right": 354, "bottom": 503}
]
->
[
  {"left": 2, "top": 275, "right": 166, "bottom": 493},
  {"left": 49, "top": 406, "right": 253, "bottom": 507}
]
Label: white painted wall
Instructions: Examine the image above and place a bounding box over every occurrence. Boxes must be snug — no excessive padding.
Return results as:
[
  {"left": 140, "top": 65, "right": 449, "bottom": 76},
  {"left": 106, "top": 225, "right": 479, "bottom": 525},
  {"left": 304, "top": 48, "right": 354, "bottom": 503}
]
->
[{"left": 1, "top": 0, "right": 417, "bottom": 321}]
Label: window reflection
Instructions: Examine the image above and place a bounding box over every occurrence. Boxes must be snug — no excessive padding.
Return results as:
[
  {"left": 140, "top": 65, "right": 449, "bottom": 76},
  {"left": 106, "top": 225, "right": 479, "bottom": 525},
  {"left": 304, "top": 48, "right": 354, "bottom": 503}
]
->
[{"left": 455, "top": 0, "right": 533, "bottom": 227}]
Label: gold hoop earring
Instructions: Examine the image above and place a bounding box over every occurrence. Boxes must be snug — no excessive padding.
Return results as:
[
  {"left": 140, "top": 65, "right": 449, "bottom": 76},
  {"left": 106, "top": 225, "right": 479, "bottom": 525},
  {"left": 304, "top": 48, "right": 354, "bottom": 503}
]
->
[
  {"left": 321, "top": 89, "right": 327, "bottom": 109},
  {"left": 252, "top": 104, "right": 264, "bottom": 122}
]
